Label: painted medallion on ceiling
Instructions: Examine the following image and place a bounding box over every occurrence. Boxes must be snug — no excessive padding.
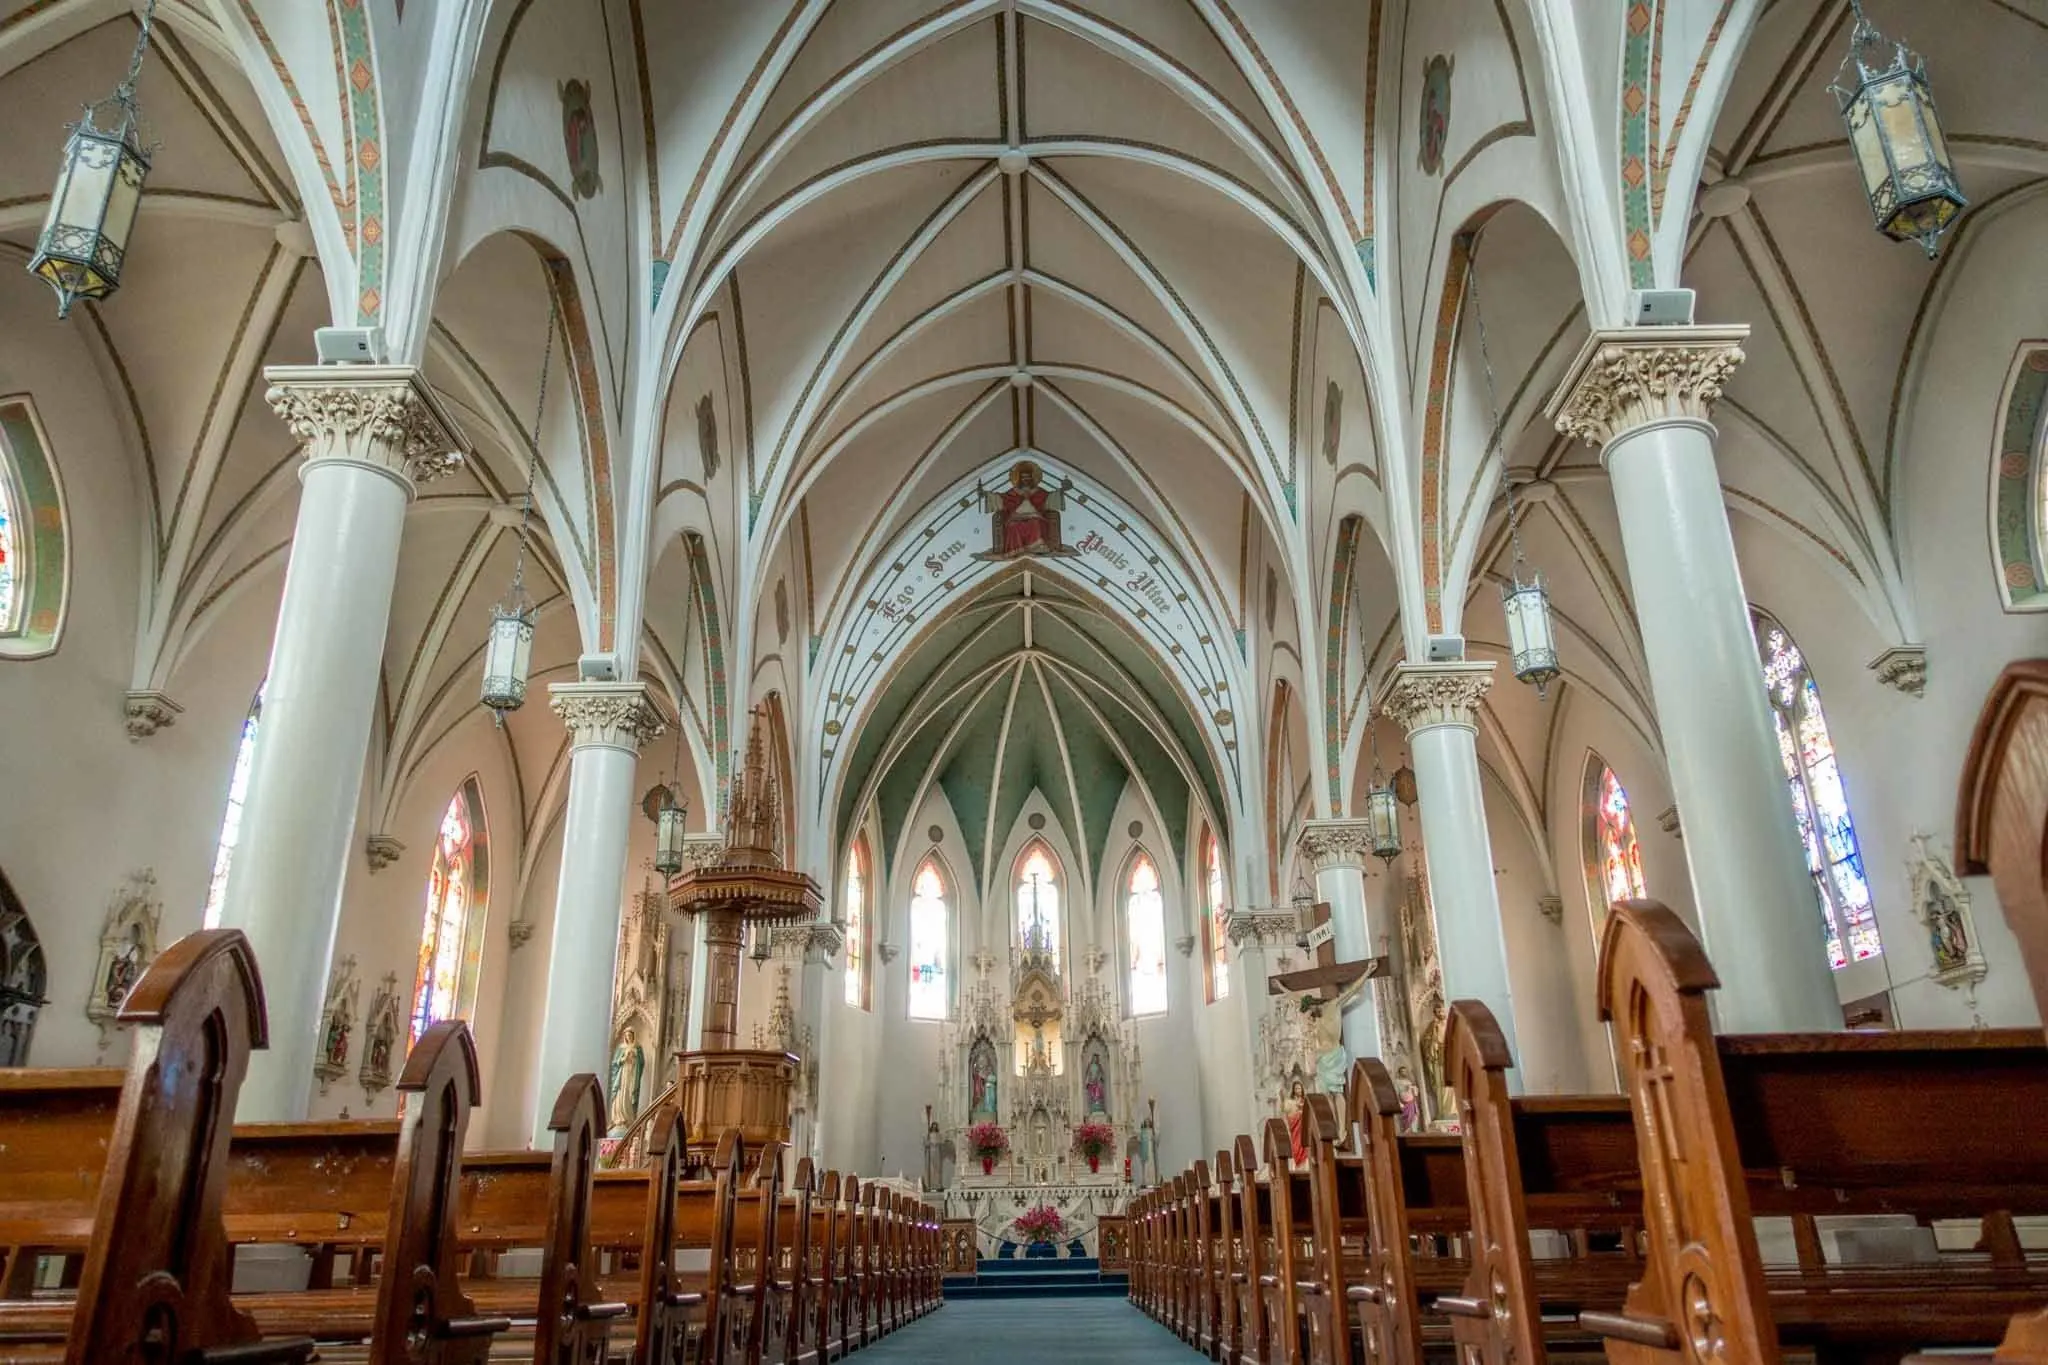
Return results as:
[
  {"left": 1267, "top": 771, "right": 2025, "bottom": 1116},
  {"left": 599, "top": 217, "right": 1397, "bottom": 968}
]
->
[
  {"left": 1418, "top": 54, "right": 1453, "bottom": 176},
  {"left": 977, "top": 460, "right": 1076, "bottom": 560},
  {"left": 812, "top": 456, "right": 1244, "bottom": 806},
  {"left": 560, "top": 78, "right": 602, "bottom": 199}
]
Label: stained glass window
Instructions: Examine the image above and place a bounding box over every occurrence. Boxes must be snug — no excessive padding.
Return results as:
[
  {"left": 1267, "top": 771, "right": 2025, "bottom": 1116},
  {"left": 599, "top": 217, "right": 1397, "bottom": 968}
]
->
[
  {"left": 1753, "top": 612, "right": 1882, "bottom": 969},
  {"left": 1203, "top": 827, "right": 1230, "bottom": 1001},
  {"left": 843, "top": 837, "right": 869, "bottom": 1009},
  {"left": 907, "top": 858, "right": 949, "bottom": 1020},
  {"left": 0, "top": 455, "right": 17, "bottom": 634},
  {"left": 1585, "top": 759, "right": 1646, "bottom": 920},
  {"left": 1127, "top": 853, "right": 1169, "bottom": 1016},
  {"left": 1015, "top": 842, "right": 1061, "bottom": 971},
  {"left": 411, "top": 785, "right": 487, "bottom": 1043},
  {"left": 202, "top": 686, "right": 264, "bottom": 929}
]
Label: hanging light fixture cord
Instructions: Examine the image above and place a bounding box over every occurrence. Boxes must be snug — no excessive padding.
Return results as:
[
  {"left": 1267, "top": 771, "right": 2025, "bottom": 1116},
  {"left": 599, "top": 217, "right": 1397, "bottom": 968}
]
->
[
  {"left": 117, "top": 0, "right": 162, "bottom": 107},
  {"left": 1463, "top": 243, "right": 1529, "bottom": 572},
  {"left": 510, "top": 295, "right": 558, "bottom": 602}
]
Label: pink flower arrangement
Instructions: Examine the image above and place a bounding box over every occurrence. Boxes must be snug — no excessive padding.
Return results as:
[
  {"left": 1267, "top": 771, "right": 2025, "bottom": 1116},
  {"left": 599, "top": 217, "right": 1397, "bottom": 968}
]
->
[
  {"left": 1013, "top": 1204, "right": 1067, "bottom": 1245},
  {"left": 966, "top": 1121, "right": 1010, "bottom": 1160},
  {"left": 1071, "top": 1121, "right": 1118, "bottom": 1160}
]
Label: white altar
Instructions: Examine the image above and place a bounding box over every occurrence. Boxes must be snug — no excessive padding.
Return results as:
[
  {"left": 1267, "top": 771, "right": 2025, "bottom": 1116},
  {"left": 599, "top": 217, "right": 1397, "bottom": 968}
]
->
[{"left": 921, "top": 938, "right": 1157, "bottom": 1251}]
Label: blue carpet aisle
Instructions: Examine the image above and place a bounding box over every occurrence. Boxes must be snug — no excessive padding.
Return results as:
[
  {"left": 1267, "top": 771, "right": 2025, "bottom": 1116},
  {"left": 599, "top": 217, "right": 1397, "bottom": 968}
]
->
[{"left": 858, "top": 1296, "right": 1203, "bottom": 1363}]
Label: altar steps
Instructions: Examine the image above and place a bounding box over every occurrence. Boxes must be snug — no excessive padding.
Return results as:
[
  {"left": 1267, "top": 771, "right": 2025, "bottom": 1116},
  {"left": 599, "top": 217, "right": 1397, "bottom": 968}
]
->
[{"left": 943, "top": 1256, "right": 1130, "bottom": 1301}]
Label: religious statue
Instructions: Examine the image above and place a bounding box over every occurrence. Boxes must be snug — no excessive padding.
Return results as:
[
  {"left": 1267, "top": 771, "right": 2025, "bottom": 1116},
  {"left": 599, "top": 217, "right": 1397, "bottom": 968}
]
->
[
  {"left": 102, "top": 926, "right": 141, "bottom": 1015},
  {"left": 1283, "top": 1078, "right": 1309, "bottom": 1165},
  {"left": 86, "top": 870, "right": 160, "bottom": 1049},
  {"left": 976, "top": 460, "right": 1074, "bottom": 560},
  {"left": 1908, "top": 835, "right": 1986, "bottom": 990},
  {"left": 969, "top": 1036, "right": 998, "bottom": 1119},
  {"left": 359, "top": 972, "right": 401, "bottom": 1103},
  {"left": 922, "top": 1105, "right": 947, "bottom": 1193},
  {"left": 1395, "top": 1065, "right": 1423, "bottom": 1134},
  {"left": 313, "top": 955, "right": 359, "bottom": 1095},
  {"left": 608, "top": 1026, "right": 646, "bottom": 1136},
  {"left": 1308, "top": 998, "right": 1348, "bottom": 1096},
  {"left": 1132, "top": 1097, "right": 1159, "bottom": 1187},
  {"left": 1083, "top": 1049, "right": 1107, "bottom": 1118}
]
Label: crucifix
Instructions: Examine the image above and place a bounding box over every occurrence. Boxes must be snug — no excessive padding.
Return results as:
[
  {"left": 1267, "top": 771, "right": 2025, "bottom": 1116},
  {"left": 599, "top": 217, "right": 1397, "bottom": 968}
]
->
[{"left": 1267, "top": 899, "right": 1387, "bottom": 1004}]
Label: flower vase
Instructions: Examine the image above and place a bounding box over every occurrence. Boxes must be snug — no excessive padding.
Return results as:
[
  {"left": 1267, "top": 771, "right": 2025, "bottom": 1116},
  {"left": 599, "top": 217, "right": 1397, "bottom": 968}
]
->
[
  {"left": 981, "top": 1156, "right": 994, "bottom": 1176},
  {"left": 1088, "top": 1155, "right": 1100, "bottom": 1174}
]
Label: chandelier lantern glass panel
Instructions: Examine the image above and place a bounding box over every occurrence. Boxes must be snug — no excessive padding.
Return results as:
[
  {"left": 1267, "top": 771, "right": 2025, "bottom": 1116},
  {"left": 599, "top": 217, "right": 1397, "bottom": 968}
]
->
[
  {"left": 28, "top": 1, "right": 161, "bottom": 318},
  {"left": 1502, "top": 567, "right": 1560, "bottom": 697},
  {"left": 1830, "top": 1, "right": 1964, "bottom": 257}
]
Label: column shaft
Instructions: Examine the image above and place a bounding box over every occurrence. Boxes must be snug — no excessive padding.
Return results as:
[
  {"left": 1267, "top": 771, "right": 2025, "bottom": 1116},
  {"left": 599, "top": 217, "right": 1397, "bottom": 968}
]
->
[
  {"left": 700, "top": 909, "right": 747, "bottom": 1050},
  {"left": 1299, "top": 820, "right": 1380, "bottom": 1064},
  {"left": 1385, "top": 663, "right": 1521, "bottom": 1064},
  {"left": 531, "top": 682, "right": 659, "bottom": 1147},
  {"left": 1550, "top": 329, "right": 1838, "bottom": 1032},
  {"left": 222, "top": 367, "right": 458, "bottom": 1121}
]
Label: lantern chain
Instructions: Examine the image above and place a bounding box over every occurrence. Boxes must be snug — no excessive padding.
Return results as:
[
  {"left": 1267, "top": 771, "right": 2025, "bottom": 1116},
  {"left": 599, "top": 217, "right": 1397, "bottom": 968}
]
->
[
  {"left": 1462, "top": 247, "right": 1527, "bottom": 572},
  {"left": 116, "top": 0, "right": 162, "bottom": 107},
  {"left": 510, "top": 295, "right": 558, "bottom": 602}
]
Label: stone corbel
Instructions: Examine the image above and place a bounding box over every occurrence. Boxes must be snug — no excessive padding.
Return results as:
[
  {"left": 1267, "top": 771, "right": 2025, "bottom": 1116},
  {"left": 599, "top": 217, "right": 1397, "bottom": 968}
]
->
[
  {"left": 1297, "top": 819, "right": 1373, "bottom": 874},
  {"left": 364, "top": 834, "right": 405, "bottom": 873},
  {"left": 1174, "top": 935, "right": 1197, "bottom": 958},
  {"left": 1869, "top": 645, "right": 1927, "bottom": 699},
  {"left": 1656, "top": 806, "right": 1681, "bottom": 839},
  {"left": 1537, "top": 895, "right": 1564, "bottom": 926},
  {"left": 877, "top": 941, "right": 900, "bottom": 965},
  {"left": 507, "top": 919, "right": 536, "bottom": 951},
  {"left": 123, "top": 691, "right": 182, "bottom": 740}
]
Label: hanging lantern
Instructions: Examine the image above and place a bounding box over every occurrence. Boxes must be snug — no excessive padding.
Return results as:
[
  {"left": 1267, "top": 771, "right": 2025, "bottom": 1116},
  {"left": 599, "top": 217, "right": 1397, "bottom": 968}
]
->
[
  {"left": 653, "top": 785, "right": 690, "bottom": 878},
  {"left": 1365, "top": 779, "right": 1401, "bottom": 862},
  {"left": 1830, "top": 1, "right": 1965, "bottom": 258},
  {"left": 750, "top": 923, "right": 774, "bottom": 969},
  {"left": 481, "top": 300, "right": 556, "bottom": 722},
  {"left": 28, "top": 1, "right": 161, "bottom": 318},
  {"left": 480, "top": 585, "right": 536, "bottom": 725},
  {"left": 1501, "top": 568, "right": 1559, "bottom": 698}
]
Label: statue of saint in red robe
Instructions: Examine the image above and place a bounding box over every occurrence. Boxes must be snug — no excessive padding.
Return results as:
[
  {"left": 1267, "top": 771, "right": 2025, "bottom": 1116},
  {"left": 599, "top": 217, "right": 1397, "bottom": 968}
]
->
[{"left": 978, "top": 460, "right": 1071, "bottom": 559}]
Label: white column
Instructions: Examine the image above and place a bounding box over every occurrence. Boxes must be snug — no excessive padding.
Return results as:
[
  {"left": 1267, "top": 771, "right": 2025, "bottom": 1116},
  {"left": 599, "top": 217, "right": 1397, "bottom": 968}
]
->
[
  {"left": 531, "top": 681, "right": 662, "bottom": 1147},
  {"left": 1383, "top": 662, "right": 1521, "bottom": 1062},
  {"left": 791, "top": 923, "right": 843, "bottom": 1163},
  {"left": 222, "top": 367, "right": 461, "bottom": 1121},
  {"left": 1548, "top": 328, "right": 1838, "bottom": 1032},
  {"left": 1298, "top": 820, "right": 1381, "bottom": 1062}
]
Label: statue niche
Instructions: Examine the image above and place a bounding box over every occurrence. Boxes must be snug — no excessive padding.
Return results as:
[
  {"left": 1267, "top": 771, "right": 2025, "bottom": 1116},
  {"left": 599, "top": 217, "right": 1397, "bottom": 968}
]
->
[
  {"left": 1080, "top": 1035, "right": 1111, "bottom": 1120},
  {"left": 968, "top": 1034, "right": 999, "bottom": 1121}
]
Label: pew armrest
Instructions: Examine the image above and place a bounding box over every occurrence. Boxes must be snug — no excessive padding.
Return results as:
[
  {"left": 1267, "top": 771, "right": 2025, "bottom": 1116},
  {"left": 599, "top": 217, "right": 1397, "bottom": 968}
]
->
[
  {"left": 1578, "top": 1310, "right": 1680, "bottom": 1350},
  {"left": 1346, "top": 1285, "right": 1382, "bottom": 1305},
  {"left": 582, "top": 1301, "right": 633, "bottom": 1322},
  {"left": 1295, "top": 1281, "right": 1324, "bottom": 1297},
  {"left": 668, "top": 1290, "right": 706, "bottom": 1308},
  {"left": 1434, "top": 1296, "right": 1491, "bottom": 1320},
  {"left": 194, "top": 1336, "right": 318, "bottom": 1365},
  {"left": 441, "top": 1316, "right": 515, "bottom": 1340}
]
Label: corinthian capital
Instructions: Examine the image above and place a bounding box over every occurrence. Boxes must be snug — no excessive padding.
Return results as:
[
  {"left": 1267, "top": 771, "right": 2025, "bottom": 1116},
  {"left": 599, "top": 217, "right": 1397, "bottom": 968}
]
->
[
  {"left": 1382, "top": 661, "right": 1493, "bottom": 735},
  {"left": 1545, "top": 326, "right": 1749, "bottom": 450},
  {"left": 264, "top": 365, "right": 464, "bottom": 487},
  {"left": 1298, "top": 819, "right": 1373, "bottom": 873},
  {"left": 549, "top": 681, "right": 664, "bottom": 752}
]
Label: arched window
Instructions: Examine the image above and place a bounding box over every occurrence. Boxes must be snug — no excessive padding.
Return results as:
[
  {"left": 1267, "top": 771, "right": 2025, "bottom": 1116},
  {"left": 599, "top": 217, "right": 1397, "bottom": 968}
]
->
[
  {"left": 0, "top": 400, "right": 68, "bottom": 658},
  {"left": 1202, "top": 827, "right": 1230, "bottom": 1002},
  {"left": 907, "top": 857, "right": 949, "bottom": 1020},
  {"left": 1583, "top": 757, "right": 1646, "bottom": 924},
  {"left": 843, "top": 837, "right": 870, "bottom": 1010},
  {"left": 1127, "top": 853, "right": 1169, "bottom": 1016},
  {"left": 202, "top": 686, "right": 265, "bottom": 929},
  {"left": 1753, "top": 611, "right": 1882, "bottom": 969},
  {"left": 1015, "top": 841, "right": 1062, "bottom": 971},
  {"left": 411, "top": 779, "right": 489, "bottom": 1043}
]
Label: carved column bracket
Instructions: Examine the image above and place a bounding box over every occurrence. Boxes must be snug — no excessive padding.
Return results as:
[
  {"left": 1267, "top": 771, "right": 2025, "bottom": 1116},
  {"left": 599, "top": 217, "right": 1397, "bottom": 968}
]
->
[
  {"left": 1870, "top": 645, "right": 1928, "bottom": 698},
  {"left": 1537, "top": 895, "right": 1564, "bottom": 926},
  {"left": 770, "top": 922, "right": 846, "bottom": 965},
  {"left": 364, "top": 835, "right": 404, "bottom": 873},
  {"left": 1545, "top": 326, "right": 1750, "bottom": 451},
  {"left": 1298, "top": 819, "right": 1374, "bottom": 873},
  {"left": 549, "top": 681, "right": 664, "bottom": 753},
  {"left": 1225, "top": 912, "right": 1299, "bottom": 949},
  {"left": 264, "top": 365, "right": 464, "bottom": 488},
  {"left": 122, "top": 691, "right": 182, "bottom": 740},
  {"left": 1382, "top": 661, "right": 1494, "bottom": 735}
]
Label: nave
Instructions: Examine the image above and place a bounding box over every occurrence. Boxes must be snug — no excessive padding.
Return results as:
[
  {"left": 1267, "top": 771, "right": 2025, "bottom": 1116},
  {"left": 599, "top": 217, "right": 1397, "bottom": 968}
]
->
[{"left": 861, "top": 1299, "right": 1198, "bottom": 1365}]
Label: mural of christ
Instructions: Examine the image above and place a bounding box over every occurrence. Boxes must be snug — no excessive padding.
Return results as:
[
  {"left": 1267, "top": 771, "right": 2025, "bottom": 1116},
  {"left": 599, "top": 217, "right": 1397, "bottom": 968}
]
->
[{"left": 977, "top": 460, "right": 1075, "bottom": 559}]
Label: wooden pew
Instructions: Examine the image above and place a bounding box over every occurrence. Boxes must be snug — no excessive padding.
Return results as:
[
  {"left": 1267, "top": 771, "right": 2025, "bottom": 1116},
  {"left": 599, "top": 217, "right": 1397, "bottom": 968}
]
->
[
  {"left": 808, "top": 1170, "right": 842, "bottom": 1363},
  {"left": 1299, "top": 1095, "right": 1366, "bottom": 1365},
  {"left": 1437, "top": 999, "right": 1646, "bottom": 1365},
  {"left": 1259, "top": 1119, "right": 1317, "bottom": 1365},
  {"left": 778, "top": 1158, "right": 818, "bottom": 1365},
  {"left": 1591, "top": 898, "right": 2048, "bottom": 1365},
  {"left": 1191, "top": 1160, "right": 1220, "bottom": 1357},
  {"left": 1214, "top": 1153, "right": 1242, "bottom": 1365},
  {"left": 1233, "top": 1134, "right": 1275, "bottom": 1365},
  {"left": 1344, "top": 1058, "right": 1469, "bottom": 1365},
  {"left": 0, "top": 929, "right": 316, "bottom": 1364}
]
